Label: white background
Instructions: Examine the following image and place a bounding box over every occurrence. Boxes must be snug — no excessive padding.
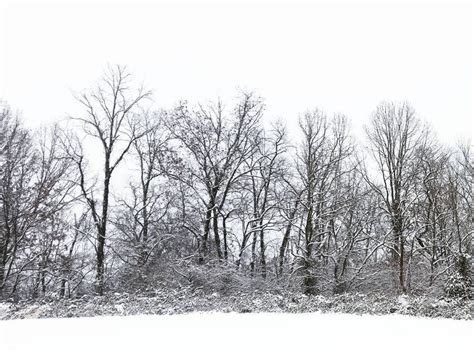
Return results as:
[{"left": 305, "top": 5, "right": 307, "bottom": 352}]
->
[{"left": 0, "top": 0, "right": 472, "bottom": 144}]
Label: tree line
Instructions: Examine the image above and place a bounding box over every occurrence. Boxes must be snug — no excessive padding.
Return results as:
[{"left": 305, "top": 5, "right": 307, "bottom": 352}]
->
[{"left": 0, "top": 66, "right": 472, "bottom": 300}]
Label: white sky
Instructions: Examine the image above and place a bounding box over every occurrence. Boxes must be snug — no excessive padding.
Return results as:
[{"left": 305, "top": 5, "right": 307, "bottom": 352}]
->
[{"left": 0, "top": 0, "right": 473, "bottom": 145}]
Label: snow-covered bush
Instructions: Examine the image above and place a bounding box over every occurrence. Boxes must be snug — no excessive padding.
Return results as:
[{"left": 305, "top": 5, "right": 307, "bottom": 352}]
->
[
  {"left": 444, "top": 272, "right": 471, "bottom": 299},
  {"left": 2, "top": 290, "right": 471, "bottom": 320},
  {"left": 444, "top": 255, "right": 472, "bottom": 299}
]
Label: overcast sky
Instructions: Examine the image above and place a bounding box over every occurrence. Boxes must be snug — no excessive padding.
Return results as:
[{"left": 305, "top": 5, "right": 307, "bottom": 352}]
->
[{"left": 0, "top": 1, "right": 472, "bottom": 145}]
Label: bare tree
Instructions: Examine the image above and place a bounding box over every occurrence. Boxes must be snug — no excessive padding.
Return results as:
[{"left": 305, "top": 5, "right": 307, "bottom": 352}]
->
[
  {"left": 365, "top": 102, "right": 427, "bottom": 293},
  {"left": 66, "top": 65, "right": 151, "bottom": 295},
  {"left": 445, "top": 144, "right": 473, "bottom": 286},
  {"left": 0, "top": 108, "right": 76, "bottom": 298},
  {"left": 166, "top": 93, "right": 263, "bottom": 264},
  {"left": 292, "top": 111, "right": 356, "bottom": 294},
  {"left": 294, "top": 110, "right": 329, "bottom": 294},
  {"left": 112, "top": 110, "right": 174, "bottom": 289},
  {"left": 239, "top": 123, "right": 288, "bottom": 277},
  {"left": 0, "top": 106, "right": 31, "bottom": 297}
]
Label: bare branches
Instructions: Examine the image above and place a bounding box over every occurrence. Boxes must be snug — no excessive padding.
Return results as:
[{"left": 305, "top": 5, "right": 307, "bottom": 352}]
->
[
  {"left": 66, "top": 65, "right": 151, "bottom": 295},
  {"left": 1, "top": 75, "right": 471, "bottom": 300},
  {"left": 164, "top": 92, "right": 264, "bottom": 263},
  {"left": 0, "top": 105, "right": 78, "bottom": 297}
]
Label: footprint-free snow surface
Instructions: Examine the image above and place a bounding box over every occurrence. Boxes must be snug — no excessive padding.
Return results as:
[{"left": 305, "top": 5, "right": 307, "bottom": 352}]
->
[{"left": 0, "top": 312, "right": 471, "bottom": 353}]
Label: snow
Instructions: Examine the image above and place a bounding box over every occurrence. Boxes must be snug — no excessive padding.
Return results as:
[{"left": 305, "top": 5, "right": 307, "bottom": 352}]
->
[
  {"left": 397, "top": 294, "right": 410, "bottom": 308},
  {"left": 0, "top": 312, "right": 471, "bottom": 353}
]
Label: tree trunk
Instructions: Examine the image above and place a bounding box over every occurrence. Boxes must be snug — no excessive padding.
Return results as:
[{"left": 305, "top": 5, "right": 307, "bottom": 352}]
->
[
  {"left": 199, "top": 201, "right": 213, "bottom": 264},
  {"left": 303, "top": 205, "right": 317, "bottom": 295},
  {"left": 95, "top": 164, "right": 111, "bottom": 296},
  {"left": 222, "top": 216, "right": 228, "bottom": 261},
  {"left": 278, "top": 224, "right": 291, "bottom": 277},
  {"left": 392, "top": 201, "right": 406, "bottom": 293},
  {"left": 259, "top": 226, "right": 266, "bottom": 278},
  {"left": 278, "top": 198, "right": 300, "bottom": 276},
  {"left": 96, "top": 225, "right": 106, "bottom": 296},
  {"left": 212, "top": 208, "right": 223, "bottom": 260},
  {"left": 0, "top": 257, "right": 5, "bottom": 298},
  {"left": 60, "top": 278, "right": 66, "bottom": 298},
  {"left": 250, "top": 229, "right": 257, "bottom": 275}
]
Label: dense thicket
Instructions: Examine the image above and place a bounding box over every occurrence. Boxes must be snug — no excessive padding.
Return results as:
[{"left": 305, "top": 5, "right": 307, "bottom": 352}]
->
[{"left": 0, "top": 66, "right": 472, "bottom": 301}]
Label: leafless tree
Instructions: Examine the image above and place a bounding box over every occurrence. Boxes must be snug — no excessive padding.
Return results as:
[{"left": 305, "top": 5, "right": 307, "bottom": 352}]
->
[
  {"left": 239, "top": 123, "right": 288, "bottom": 277},
  {"left": 445, "top": 144, "right": 473, "bottom": 283},
  {"left": 0, "top": 108, "right": 76, "bottom": 298},
  {"left": 364, "top": 102, "right": 427, "bottom": 293},
  {"left": 166, "top": 93, "right": 263, "bottom": 264},
  {"left": 112, "top": 110, "right": 174, "bottom": 289},
  {"left": 65, "top": 65, "right": 151, "bottom": 295}
]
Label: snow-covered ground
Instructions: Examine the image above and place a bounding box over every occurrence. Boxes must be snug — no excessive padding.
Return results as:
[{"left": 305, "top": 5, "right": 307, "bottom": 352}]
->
[{"left": 0, "top": 312, "right": 471, "bottom": 353}]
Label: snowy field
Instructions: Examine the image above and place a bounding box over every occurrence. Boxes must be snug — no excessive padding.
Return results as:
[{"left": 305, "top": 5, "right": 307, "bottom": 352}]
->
[{"left": 0, "top": 312, "right": 471, "bottom": 353}]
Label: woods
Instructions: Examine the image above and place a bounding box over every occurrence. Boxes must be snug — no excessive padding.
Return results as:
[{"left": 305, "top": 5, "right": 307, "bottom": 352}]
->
[{"left": 0, "top": 66, "right": 472, "bottom": 301}]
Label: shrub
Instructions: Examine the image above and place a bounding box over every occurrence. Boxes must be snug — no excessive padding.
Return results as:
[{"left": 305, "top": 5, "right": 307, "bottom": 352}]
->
[{"left": 444, "top": 271, "right": 471, "bottom": 299}]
